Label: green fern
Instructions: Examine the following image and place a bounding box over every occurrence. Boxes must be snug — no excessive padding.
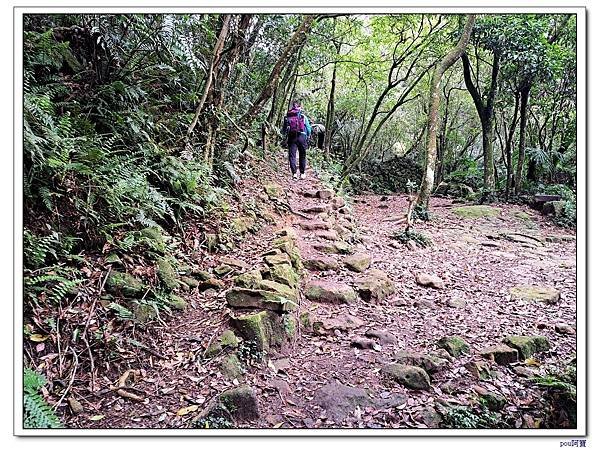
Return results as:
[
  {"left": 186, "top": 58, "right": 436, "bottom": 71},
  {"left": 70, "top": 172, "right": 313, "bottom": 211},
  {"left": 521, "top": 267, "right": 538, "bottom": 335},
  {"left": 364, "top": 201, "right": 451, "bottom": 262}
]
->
[{"left": 23, "top": 368, "right": 63, "bottom": 429}]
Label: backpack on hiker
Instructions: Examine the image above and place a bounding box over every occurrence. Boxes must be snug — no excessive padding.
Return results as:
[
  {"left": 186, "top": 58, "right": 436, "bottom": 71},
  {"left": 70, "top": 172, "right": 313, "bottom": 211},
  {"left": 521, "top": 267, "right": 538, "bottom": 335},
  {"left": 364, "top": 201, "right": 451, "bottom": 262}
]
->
[{"left": 286, "top": 107, "right": 306, "bottom": 134}]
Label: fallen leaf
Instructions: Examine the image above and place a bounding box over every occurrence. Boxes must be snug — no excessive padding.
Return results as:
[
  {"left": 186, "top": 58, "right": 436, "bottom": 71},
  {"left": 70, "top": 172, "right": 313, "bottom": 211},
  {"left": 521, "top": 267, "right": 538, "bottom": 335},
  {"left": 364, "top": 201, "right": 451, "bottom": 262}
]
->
[
  {"left": 29, "top": 334, "right": 49, "bottom": 342},
  {"left": 89, "top": 415, "right": 105, "bottom": 421},
  {"left": 176, "top": 405, "right": 199, "bottom": 416}
]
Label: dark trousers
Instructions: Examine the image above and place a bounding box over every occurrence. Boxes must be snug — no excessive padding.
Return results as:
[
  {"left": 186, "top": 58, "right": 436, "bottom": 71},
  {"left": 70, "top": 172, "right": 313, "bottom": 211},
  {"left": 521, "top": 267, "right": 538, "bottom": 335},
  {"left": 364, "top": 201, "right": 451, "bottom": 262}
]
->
[{"left": 288, "top": 133, "right": 307, "bottom": 174}]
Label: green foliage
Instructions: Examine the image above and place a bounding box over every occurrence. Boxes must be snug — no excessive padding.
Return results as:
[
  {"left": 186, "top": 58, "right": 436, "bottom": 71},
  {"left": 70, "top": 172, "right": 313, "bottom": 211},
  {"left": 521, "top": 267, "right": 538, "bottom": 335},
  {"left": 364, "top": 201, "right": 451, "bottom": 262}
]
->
[
  {"left": 23, "top": 368, "right": 63, "bottom": 429},
  {"left": 391, "top": 229, "right": 432, "bottom": 248},
  {"left": 532, "top": 364, "right": 577, "bottom": 427},
  {"left": 443, "top": 405, "right": 500, "bottom": 429},
  {"left": 24, "top": 265, "right": 83, "bottom": 306}
]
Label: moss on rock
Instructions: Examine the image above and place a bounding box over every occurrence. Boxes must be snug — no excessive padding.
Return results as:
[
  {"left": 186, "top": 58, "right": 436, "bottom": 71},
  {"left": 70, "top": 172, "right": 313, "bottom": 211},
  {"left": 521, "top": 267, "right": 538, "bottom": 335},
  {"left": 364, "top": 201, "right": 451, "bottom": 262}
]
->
[
  {"left": 157, "top": 257, "right": 179, "bottom": 290},
  {"left": 438, "top": 336, "right": 470, "bottom": 357},
  {"left": 452, "top": 205, "right": 501, "bottom": 219},
  {"left": 106, "top": 271, "right": 145, "bottom": 297},
  {"left": 503, "top": 335, "right": 550, "bottom": 359}
]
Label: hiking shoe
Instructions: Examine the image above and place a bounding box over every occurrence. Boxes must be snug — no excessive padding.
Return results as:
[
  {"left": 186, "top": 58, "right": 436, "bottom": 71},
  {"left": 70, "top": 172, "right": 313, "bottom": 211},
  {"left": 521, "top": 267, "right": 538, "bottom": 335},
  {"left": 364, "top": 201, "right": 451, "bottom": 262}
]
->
[
  {"left": 292, "top": 172, "right": 299, "bottom": 180},
  {"left": 300, "top": 173, "right": 306, "bottom": 180}
]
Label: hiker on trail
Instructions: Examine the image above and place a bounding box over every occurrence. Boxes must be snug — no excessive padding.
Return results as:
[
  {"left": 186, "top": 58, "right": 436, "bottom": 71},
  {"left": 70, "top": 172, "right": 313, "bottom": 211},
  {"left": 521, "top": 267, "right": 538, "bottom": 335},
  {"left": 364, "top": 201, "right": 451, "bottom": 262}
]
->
[
  {"left": 311, "top": 123, "right": 326, "bottom": 150},
  {"left": 282, "top": 100, "right": 312, "bottom": 180}
]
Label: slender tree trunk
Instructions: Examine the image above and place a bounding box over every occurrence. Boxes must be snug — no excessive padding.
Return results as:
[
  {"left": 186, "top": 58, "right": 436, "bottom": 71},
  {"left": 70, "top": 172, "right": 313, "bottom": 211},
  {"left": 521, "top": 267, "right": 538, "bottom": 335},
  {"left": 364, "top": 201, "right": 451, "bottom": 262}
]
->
[
  {"left": 417, "top": 14, "right": 476, "bottom": 208},
  {"left": 241, "top": 15, "right": 315, "bottom": 124},
  {"left": 186, "top": 15, "right": 232, "bottom": 141},
  {"left": 461, "top": 50, "right": 500, "bottom": 194},
  {"left": 324, "top": 41, "right": 341, "bottom": 157},
  {"left": 515, "top": 82, "right": 531, "bottom": 194},
  {"left": 505, "top": 89, "right": 520, "bottom": 199}
]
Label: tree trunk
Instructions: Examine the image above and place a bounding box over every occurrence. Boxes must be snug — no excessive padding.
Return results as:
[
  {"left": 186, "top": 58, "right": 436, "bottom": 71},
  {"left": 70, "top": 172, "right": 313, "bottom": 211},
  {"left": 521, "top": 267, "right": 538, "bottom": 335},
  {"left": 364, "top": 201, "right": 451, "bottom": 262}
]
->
[
  {"left": 505, "top": 89, "right": 520, "bottom": 199},
  {"left": 324, "top": 41, "right": 341, "bottom": 158},
  {"left": 241, "top": 15, "right": 316, "bottom": 125},
  {"left": 186, "top": 15, "right": 232, "bottom": 141},
  {"left": 515, "top": 82, "right": 531, "bottom": 194},
  {"left": 417, "top": 14, "right": 476, "bottom": 208}
]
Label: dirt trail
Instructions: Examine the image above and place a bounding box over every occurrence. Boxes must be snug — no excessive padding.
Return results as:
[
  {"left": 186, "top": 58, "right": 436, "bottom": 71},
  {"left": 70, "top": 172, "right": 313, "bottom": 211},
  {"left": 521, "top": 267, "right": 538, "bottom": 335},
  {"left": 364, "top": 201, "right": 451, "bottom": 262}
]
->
[{"left": 68, "top": 159, "right": 576, "bottom": 430}]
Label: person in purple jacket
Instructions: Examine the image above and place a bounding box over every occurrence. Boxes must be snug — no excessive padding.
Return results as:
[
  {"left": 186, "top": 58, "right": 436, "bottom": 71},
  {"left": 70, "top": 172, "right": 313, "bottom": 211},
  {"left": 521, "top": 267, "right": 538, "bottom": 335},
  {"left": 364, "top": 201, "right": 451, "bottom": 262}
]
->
[{"left": 281, "top": 100, "right": 312, "bottom": 180}]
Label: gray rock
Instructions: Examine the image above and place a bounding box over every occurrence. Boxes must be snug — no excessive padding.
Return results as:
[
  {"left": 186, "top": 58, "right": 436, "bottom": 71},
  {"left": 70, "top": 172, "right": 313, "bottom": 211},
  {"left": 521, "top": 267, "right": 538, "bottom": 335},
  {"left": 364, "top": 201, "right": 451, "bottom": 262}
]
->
[
  {"left": 303, "top": 256, "right": 339, "bottom": 271},
  {"left": 382, "top": 364, "right": 431, "bottom": 390},
  {"left": 437, "top": 336, "right": 470, "bottom": 357},
  {"left": 393, "top": 350, "right": 448, "bottom": 374},
  {"left": 481, "top": 344, "right": 519, "bottom": 365},
  {"left": 503, "top": 335, "right": 550, "bottom": 359},
  {"left": 415, "top": 273, "right": 445, "bottom": 289},
  {"left": 365, "top": 329, "right": 397, "bottom": 346},
  {"left": 355, "top": 269, "right": 396, "bottom": 302},
  {"left": 343, "top": 253, "right": 372, "bottom": 272},
  {"left": 304, "top": 280, "right": 357, "bottom": 304}
]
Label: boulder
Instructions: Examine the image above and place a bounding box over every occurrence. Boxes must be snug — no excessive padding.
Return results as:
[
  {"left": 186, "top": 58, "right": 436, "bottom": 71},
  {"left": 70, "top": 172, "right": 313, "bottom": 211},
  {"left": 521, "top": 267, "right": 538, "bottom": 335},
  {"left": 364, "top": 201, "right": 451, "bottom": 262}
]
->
[
  {"left": 542, "top": 200, "right": 566, "bottom": 216},
  {"left": 273, "top": 236, "right": 303, "bottom": 271},
  {"left": 304, "top": 256, "right": 339, "bottom": 271},
  {"left": 181, "top": 276, "right": 199, "bottom": 289},
  {"left": 313, "top": 381, "right": 373, "bottom": 422},
  {"left": 139, "top": 226, "right": 166, "bottom": 253},
  {"left": 219, "top": 257, "right": 248, "bottom": 269},
  {"left": 393, "top": 350, "right": 448, "bottom": 374},
  {"left": 437, "top": 336, "right": 470, "bottom": 357},
  {"left": 304, "top": 280, "right": 357, "bottom": 304},
  {"left": 157, "top": 257, "right": 179, "bottom": 290},
  {"left": 315, "top": 230, "right": 339, "bottom": 241},
  {"left": 131, "top": 302, "right": 157, "bottom": 323},
  {"left": 464, "top": 360, "right": 493, "bottom": 380},
  {"left": 351, "top": 338, "right": 379, "bottom": 350},
  {"left": 382, "top": 364, "right": 431, "bottom": 390},
  {"left": 365, "top": 329, "right": 397, "bottom": 346},
  {"left": 214, "top": 264, "right": 234, "bottom": 277},
  {"left": 481, "top": 344, "right": 519, "bottom": 365},
  {"left": 355, "top": 269, "right": 396, "bottom": 302},
  {"left": 106, "top": 271, "right": 145, "bottom": 297},
  {"left": 230, "top": 311, "right": 278, "bottom": 354},
  {"left": 413, "top": 406, "right": 443, "bottom": 428},
  {"left": 230, "top": 216, "right": 254, "bottom": 235},
  {"left": 302, "top": 205, "right": 330, "bottom": 214},
  {"left": 313, "top": 241, "right": 352, "bottom": 254},
  {"left": 503, "top": 335, "right": 550, "bottom": 359},
  {"left": 225, "top": 287, "right": 296, "bottom": 312},
  {"left": 299, "top": 221, "right": 331, "bottom": 231},
  {"left": 199, "top": 278, "right": 225, "bottom": 291},
  {"left": 217, "top": 385, "right": 260, "bottom": 421},
  {"left": 317, "top": 189, "right": 334, "bottom": 199},
  {"left": 555, "top": 323, "right": 575, "bottom": 334},
  {"left": 343, "top": 253, "right": 372, "bottom": 272},
  {"left": 266, "top": 263, "right": 298, "bottom": 288},
  {"left": 435, "top": 182, "right": 474, "bottom": 198},
  {"left": 234, "top": 269, "right": 264, "bottom": 289},
  {"left": 509, "top": 285, "right": 560, "bottom": 305},
  {"left": 220, "top": 354, "right": 243, "bottom": 380},
  {"left": 313, "top": 313, "right": 365, "bottom": 334},
  {"left": 264, "top": 252, "right": 292, "bottom": 266},
  {"left": 415, "top": 273, "right": 445, "bottom": 289},
  {"left": 480, "top": 391, "right": 507, "bottom": 412}
]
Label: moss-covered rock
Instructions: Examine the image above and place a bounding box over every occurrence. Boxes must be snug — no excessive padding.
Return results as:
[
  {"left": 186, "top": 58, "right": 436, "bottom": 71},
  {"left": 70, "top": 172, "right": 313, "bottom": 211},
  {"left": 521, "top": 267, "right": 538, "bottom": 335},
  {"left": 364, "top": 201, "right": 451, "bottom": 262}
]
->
[
  {"left": 266, "top": 263, "right": 298, "bottom": 288},
  {"left": 157, "top": 257, "right": 179, "bottom": 290},
  {"left": 264, "top": 253, "right": 292, "bottom": 266},
  {"left": 131, "top": 302, "right": 157, "bottom": 323},
  {"left": 393, "top": 350, "right": 448, "bottom": 374},
  {"left": 313, "top": 241, "right": 352, "bottom": 254},
  {"left": 382, "top": 364, "right": 431, "bottom": 390},
  {"left": 503, "top": 335, "right": 550, "bottom": 359},
  {"left": 480, "top": 391, "right": 507, "bottom": 412},
  {"left": 452, "top": 205, "right": 501, "bottom": 219},
  {"left": 273, "top": 237, "right": 303, "bottom": 271},
  {"left": 214, "top": 264, "right": 234, "bottom": 277},
  {"left": 219, "top": 330, "right": 240, "bottom": 348},
  {"left": 168, "top": 294, "right": 187, "bottom": 310},
  {"left": 181, "top": 276, "right": 199, "bottom": 288},
  {"left": 220, "top": 354, "right": 243, "bottom": 380},
  {"left": 218, "top": 385, "right": 260, "bottom": 421},
  {"left": 343, "top": 253, "right": 372, "bottom": 272},
  {"left": 226, "top": 287, "right": 296, "bottom": 312},
  {"left": 437, "top": 336, "right": 470, "bottom": 357},
  {"left": 509, "top": 285, "right": 560, "bottom": 305},
  {"left": 106, "top": 271, "right": 145, "bottom": 297},
  {"left": 355, "top": 269, "right": 395, "bottom": 302},
  {"left": 230, "top": 311, "right": 270, "bottom": 353},
  {"left": 234, "top": 269, "right": 264, "bottom": 289},
  {"left": 140, "top": 226, "right": 166, "bottom": 253},
  {"left": 304, "top": 280, "right": 357, "bottom": 304},
  {"left": 230, "top": 217, "right": 254, "bottom": 235},
  {"left": 283, "top": 314, "right": 297, "bottom": 339}
]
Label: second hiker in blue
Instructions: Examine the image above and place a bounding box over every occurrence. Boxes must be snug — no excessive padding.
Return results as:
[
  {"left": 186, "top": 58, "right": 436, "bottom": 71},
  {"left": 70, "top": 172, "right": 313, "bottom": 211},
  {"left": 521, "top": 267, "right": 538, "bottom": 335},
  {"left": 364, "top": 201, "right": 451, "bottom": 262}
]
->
[{"left": 282, "top": 100, "right": 312, "bottom": 180}]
